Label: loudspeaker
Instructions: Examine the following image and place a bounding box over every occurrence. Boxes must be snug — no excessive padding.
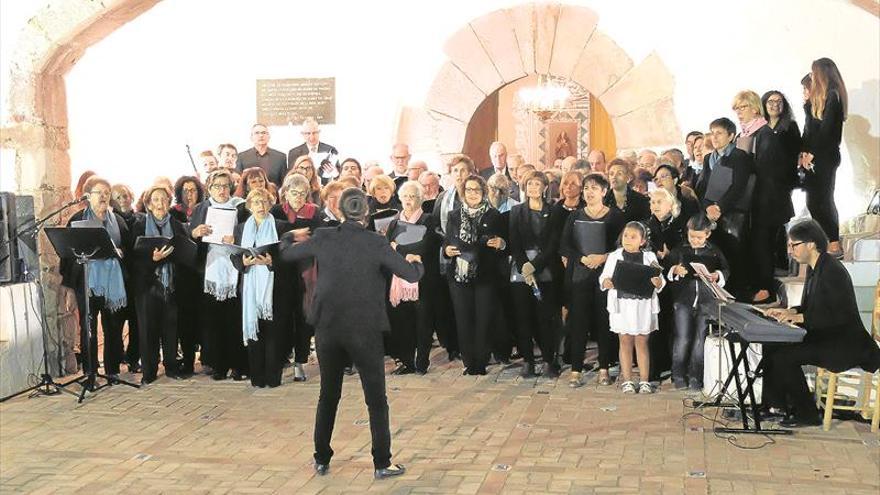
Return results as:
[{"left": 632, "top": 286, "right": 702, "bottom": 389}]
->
[{"left": 0, "top": 193, "right": 37, "bottom": 285}]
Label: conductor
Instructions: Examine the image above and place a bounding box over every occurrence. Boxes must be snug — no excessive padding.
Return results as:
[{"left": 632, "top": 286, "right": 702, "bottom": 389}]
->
[{"left": 282, "top": 187, "right": 424, "bottom": 479}]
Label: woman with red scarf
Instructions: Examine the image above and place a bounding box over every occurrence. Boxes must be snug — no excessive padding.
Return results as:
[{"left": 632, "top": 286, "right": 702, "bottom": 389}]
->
[{"left": 270, "top": 173, "right": 321, "bottom": 381}]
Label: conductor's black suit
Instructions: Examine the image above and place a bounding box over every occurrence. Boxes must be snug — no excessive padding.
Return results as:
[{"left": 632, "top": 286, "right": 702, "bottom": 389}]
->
[{"left": 281, "top": 220, "right": 424, "bottom": 470}]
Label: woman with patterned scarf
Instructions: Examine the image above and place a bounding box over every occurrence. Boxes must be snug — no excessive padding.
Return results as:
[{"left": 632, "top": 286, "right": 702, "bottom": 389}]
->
[
  {"left": 442, "top": 175, "right": 507, "bottom": 375},
  {"left": 60, "top": 176, "right": 132, "bottom": 384},
  {"left": 189, "top": 169, "right": 250, "bottom": 380},
  {"left": 130, "top": 185, "right": 189, "bottom": 384},
  {"left": 232, "top": 188, "right": 294, "bottom": 388}
]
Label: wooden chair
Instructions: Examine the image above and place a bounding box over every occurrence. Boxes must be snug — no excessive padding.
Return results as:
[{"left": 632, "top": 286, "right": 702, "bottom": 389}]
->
[{"left": 814, "top": 281, "right": 880, "bottom": 432}]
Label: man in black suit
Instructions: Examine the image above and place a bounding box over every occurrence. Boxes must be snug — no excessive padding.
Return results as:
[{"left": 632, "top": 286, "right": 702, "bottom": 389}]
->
[
  {"left": 287, "top": 117, "right": 339, "bottom": 185},
  {"left": 603, "top": 158, "right": 650, "bottom": 223},
  {"left": 479, "top": 141, "right": 519, "bottom": 201},
  {"left": 282, "top": 188, "right": 423, "bottom": 479},
  {"left": 388, "top": 143, "right": 411, "bottom": 192},
  {"left": 763, "top": 220, "right": 880, "bottom": 427},
  {"left": 236, "top": 123, "right": 287, "bottom": 187}
]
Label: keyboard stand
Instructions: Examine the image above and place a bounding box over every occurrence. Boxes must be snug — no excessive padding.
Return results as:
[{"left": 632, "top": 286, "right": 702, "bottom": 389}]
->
[{"left": 712, "top": 335, "right": 792, "bottom": 435}]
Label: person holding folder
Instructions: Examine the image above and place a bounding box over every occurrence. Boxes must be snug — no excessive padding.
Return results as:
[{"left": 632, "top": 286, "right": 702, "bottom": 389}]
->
[
  {"left": 189, "top": 169, "right": 250, "bottom": 380},
  {"left": 559, "top": 173, "right": 625, "bottom": 386},
  {"left": 231, "top": 188, "right": 293, "bottom": 388},
  {"left": 385, "top": 181, "right": 432, "bottom": 374},
  {"left": 443, "top": 175, "right": 506, "bottom": 375},
  {"left": 60, "top": 176, "right": 132, "bottom": 383},
  {"left": 130, "top": 185, "right": 190, "bottom": 384}
]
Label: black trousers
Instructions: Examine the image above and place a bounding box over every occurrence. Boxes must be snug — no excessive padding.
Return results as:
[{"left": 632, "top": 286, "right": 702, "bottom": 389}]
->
[
  {"left": 712, "top": 212, "right": 749, "bottom": 296},
  {"left": 388, "top": 300, "right": 433, "bottom": 371},
  {"left": 247, "top": 319, "right": 283, "bottom": 387},
  {"left": 491, "top": 281, "right": 516, "bottom": 362},
  {"left": 135, "top": 285, "right": 178, "bottom": 381},
  {"left": 762, "top": 342, "right": 821, "bottom": 420},
  {"left": 429, "top": 274, "right": 458, "bottom": 354},
  {"left": 201, "top": 293, "right": 248, "bottom": 376},
  {"left": 750, "top": 220, "right": 785, "bottom": 293},
  {"left": 511, "top": 281, "right": 562, "bottom": 365},
  {"left": 75, "top": 292, "right": 124, "bottom": 375},
  {"left": 119, "top": 299, "right": 139, "bottom": 366},
  {"left": 176, "top": 271, "right": 200, "bottom": 372},
  {"left": 648, "top": 289, "right": 674, "bottom": 381},
  {"left": 314, "top": 329, "right": 391, "bottom": 469},
  {"left": 448, "top": 278, "right": 496, "bottom": 373},
  {"left": 805, "top": 164, "right": 840, "bottom": 242},
  {"left": 291, "top": 294, "right": 314, "bottom": 364},
  {"left": 567, "top": 279, "right": 616, "bottom": 371}
]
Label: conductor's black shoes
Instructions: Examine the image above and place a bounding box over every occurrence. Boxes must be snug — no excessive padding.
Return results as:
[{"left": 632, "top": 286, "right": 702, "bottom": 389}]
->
[
  {"left": 314, "top": 462, "right": 329, "bottom": 476},
  {"left": 374, "top": 464, "right": 406, "bottom": 480}
]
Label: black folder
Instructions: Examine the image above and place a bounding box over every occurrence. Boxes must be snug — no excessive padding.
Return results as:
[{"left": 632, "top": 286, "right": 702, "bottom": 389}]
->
[
  {"left": 225, "top": 241, "right": 282, "bottom": 259},
  {"left": 573, "top": 220, "right": 606, "bottom": 256},
  {"left": 611, "top": 260, "right": 662, "bottom": 299},
  {"left": 134, "top": 235, "right": 198, "bottom": 266},
  {"left": 391, "top": 222, "right": 427, "bottom": 246}
]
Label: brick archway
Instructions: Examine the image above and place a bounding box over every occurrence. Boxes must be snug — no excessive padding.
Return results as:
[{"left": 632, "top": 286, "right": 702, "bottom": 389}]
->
[
  {"left": 396, "top": 3, "right": 681, "bottom": 161},
  {"left": 1, "top": 0, "right": 163, "bottom": 372}
]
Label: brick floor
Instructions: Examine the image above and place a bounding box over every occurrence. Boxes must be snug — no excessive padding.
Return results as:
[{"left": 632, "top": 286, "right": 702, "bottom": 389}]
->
[{"left": 1, "top": 348, "right": 878, "bottom": 494}]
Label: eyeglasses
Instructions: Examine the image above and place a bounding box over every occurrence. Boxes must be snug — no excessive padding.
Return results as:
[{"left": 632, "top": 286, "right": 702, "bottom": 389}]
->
[
  {"left": 89, "top": 190, "right": 110, "bottom": 197},
  {"left": 766, "top": 99, "right": 784, "bottom": 106},
  {"left": 787, "top": 241, "right": 805, "bottom": 249},
  {"left": 253, "top": 131, "right": 269, "bottom": 135},
  {"left": 464, "top": 187, "right": 482, "bottom": 193},
  {"left": 392, "top": 155, "right": 410, "bottom": 161},
  {"left": 210, "top": 183, "right": 230, "bottom": 190},
  {"left": 288, "top": 190, "right": 308, "bottom": 197},
  {"left": 301, "top": 131, "right": 319, "bottom": 136}
]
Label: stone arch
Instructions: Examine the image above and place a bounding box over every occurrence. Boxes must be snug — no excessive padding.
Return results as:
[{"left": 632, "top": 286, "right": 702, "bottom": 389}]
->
[
  {"left": 1, "top": 0, "right": 163, "bottom": 372},
  {"left": 395, "top": 3, "right": 681, "bottom": 161}
]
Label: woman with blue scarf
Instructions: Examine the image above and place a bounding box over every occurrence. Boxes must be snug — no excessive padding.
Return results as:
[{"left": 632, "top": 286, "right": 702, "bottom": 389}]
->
[
  {"left": 232, "top": 188, "right": 294, "bottom": 388},
  {"left": 130, "top": 185, "right": 189, "bottom": 384},
  {"left": 189, "top": 169, "right": 250, "bottom": 380},
  {"left": 60, "top": 176, "right": 131, "bottom": 383}
]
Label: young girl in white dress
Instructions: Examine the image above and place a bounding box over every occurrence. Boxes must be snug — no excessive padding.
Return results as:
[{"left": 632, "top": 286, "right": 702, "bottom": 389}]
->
[{"left": 600, "top": 222, "right": 665, "bottom": 394}]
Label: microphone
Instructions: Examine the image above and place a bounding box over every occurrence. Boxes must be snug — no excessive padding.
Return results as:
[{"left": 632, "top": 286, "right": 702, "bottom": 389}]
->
[{"left": 66, "top": 194, "right": 89, "bottom": 206}]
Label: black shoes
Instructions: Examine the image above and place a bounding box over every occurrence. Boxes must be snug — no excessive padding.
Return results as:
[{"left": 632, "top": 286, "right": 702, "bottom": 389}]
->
[
  {"left": 374, "top": 464, "right": 406, "bottom": 480},
  {"left": 211, "top": 372, "right": 227, "bottom": 381},
  {"left": 521, "top": 362, "right": 536, "bottom": 378},
  {"left": 314, "top": 462, "right": 329, "bottom": 476},
  {"left": 343, "top": 366, "right": 357, "bottom": 376},
  {"left": 779, "top": 414, "right": 821, "bottom": 428},
  {"left": 391, "top": 364, "right": 416, "bottom": 375},
  {"left": 231, "top": 371, "right": 246, "bottom": 381}
]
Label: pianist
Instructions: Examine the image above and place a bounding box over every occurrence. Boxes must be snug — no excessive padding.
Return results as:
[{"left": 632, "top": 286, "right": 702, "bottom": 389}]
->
[{"left": 763, "top": 220, "right": 880, "bottom": 427}]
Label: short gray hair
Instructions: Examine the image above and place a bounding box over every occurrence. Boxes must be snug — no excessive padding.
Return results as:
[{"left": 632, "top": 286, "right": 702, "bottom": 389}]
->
[{"left": 398, "top": 180, "right": 424, "bottom": 202}]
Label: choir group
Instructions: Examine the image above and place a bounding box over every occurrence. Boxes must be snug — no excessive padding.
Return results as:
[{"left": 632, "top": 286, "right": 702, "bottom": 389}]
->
[{"left": 56, "top": 57, "right": 877, "bottom": 428}]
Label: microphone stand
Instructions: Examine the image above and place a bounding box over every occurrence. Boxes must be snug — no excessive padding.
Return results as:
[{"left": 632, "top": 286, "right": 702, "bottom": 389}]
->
[
  {"left": 185, "top": 144, "right": 200, "bottom": 176},
  {"left": 0, "top": 197, "right": 86, "bottom": 402}
]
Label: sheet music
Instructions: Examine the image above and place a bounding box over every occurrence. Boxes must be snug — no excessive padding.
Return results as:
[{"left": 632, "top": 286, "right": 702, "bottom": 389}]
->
[
  {"left": 202, "top": 207, "right": 237, "bottom": 244},
  {"left": 691, "top": 262, "right": 734, "bottom": 302}
]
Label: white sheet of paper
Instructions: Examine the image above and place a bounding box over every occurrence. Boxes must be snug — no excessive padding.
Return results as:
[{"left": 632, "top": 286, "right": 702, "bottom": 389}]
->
[{"left": 202, "top": 207, "right": 237, "bottom": 244}]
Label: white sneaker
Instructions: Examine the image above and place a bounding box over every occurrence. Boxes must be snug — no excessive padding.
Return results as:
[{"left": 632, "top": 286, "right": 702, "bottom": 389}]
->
[
  {"left": 621, "top": 381, "right": 636, "bottom": 394},
  {"left": 638, "top": 381, "right": 654, "bottom": 394}
]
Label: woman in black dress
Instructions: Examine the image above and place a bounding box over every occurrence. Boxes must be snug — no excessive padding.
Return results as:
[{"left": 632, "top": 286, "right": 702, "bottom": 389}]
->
[
  {"left": 443, "top": 175, "right": 506, "bottom": 375},
  {"left": 560, "top": 173, "right": 625, "bottom": 386},
  {"left": 800, "top": 58, "right": 847, "bottom": 256},
  {"left": 170, "top": 175, "right": 205, "bottom": 375},
  {"left": 750, "top": 90, "right": 802, "bottom": 303}
]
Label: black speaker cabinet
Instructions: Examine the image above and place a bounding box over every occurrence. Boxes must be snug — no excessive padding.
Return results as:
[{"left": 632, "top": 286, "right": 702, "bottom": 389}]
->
[{"left": 0, "top": 192, "right": 38, "bottom": 285}]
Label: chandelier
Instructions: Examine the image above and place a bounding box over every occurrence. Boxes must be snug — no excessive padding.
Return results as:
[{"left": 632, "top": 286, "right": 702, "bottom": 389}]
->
[{"left": 517, "top": 75, "right": 571, "bottom": 121}]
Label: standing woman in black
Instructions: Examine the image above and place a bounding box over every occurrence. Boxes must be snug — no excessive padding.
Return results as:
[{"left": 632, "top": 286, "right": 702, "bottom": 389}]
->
[
  {"left": 189, "top": 169, "right": 250, "bottom": 380},
  {"left": 509, "top": 171, "right": 564, "bottom": 379},
  {"left": 131, "top": 185, "right": 188, "bottom": 383},
  {"left": 559, "top": 173, "right": 626, "bottom": 386},
  {"left": 801, "top": 58, "right": 847, "bottom": 256},
  {"left": 60, "top": 176, "right": 131, "bottom": 383},
  {"left": 443, "top": 175, "right": 506, "bottom": 375},
  {"left": 170, "top": 175, "right": 204, "bottom": 376},
  {"left": 385, "top": 181, "right": 433, "bottom": 374},
  {"left": 232, "top": 188, "right": 293, "bottom": 388},
  {"left": 749, "top": 91, "right": 802, "bottom": 303},
  {"left": 110, "top": 183, "right": 142, "bottom": 373},
  {"left": 270, "top": 173, "right": 322, "bottom": 381}
]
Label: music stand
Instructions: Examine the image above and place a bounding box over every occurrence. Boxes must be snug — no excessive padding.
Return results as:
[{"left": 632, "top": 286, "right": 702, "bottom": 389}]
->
[{"left": 45, "top": 227, "right": 140, "bottom": 403}]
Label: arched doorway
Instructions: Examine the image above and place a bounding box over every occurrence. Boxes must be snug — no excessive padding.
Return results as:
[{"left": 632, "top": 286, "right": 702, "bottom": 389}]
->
[{"left": 462, "top": 75, "right": 617, "bottom": 171}]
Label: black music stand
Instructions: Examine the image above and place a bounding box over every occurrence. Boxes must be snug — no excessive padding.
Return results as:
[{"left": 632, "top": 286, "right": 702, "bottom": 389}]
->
[{"left": 45, "top": 227, "right": 140, "bottom": 403}]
